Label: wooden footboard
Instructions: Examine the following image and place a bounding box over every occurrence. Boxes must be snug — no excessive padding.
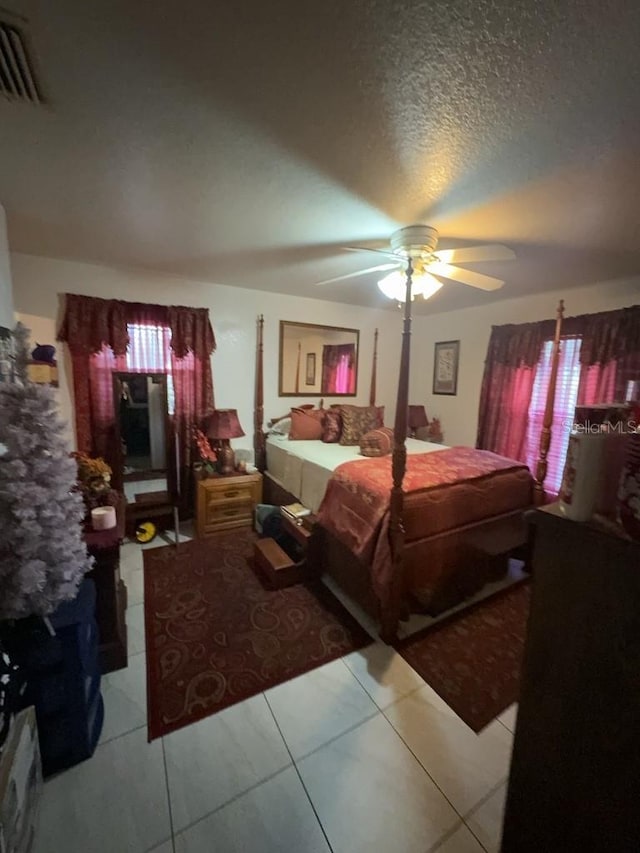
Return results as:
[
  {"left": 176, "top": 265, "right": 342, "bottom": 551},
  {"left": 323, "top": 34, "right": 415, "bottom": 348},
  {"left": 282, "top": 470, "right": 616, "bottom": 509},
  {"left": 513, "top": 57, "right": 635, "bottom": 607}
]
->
[
  {"left": 312, "top": 507, "right": 531, "bottom": 641},
  {"left": 265, "top": 468, "right": 531, "bottom": 640}
]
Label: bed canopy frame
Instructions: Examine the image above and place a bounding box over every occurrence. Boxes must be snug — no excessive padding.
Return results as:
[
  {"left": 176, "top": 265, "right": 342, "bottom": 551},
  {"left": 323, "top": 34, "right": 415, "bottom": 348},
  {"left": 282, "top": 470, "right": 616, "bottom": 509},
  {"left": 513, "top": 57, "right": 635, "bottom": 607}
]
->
[{"left": 254, "top": 278, "right": 565, "bottom": 640}]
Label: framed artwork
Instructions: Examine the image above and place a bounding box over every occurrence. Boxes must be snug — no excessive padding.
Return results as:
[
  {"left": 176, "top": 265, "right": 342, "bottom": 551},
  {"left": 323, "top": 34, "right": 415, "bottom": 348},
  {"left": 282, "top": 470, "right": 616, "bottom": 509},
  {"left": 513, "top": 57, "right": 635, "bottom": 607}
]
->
[
  {"left": 433, "top": 340, "right": 460, "bottom": 395},
  {"left": 305, "top": 352, "right": 316, "bottom": 386}
]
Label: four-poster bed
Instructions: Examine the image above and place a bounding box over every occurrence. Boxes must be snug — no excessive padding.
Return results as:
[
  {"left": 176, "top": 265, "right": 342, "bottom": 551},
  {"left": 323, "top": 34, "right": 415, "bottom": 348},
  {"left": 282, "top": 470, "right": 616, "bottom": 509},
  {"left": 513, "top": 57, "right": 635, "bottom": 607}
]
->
[{"left": 253, "top": 289, "right": 566, "bottom": 642}]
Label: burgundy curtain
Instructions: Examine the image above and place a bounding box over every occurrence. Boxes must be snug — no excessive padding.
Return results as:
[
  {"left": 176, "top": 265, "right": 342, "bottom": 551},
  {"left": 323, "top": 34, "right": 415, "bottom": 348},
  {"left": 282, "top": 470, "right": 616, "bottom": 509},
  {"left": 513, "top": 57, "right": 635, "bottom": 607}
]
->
[
  {"left": 87, "top": 346, "right": 129, "bottom": 480},
  {"left": 57, "top": 295, "right": 216, "bottom": 359},
  {"left": 577, "top": 361, "right": 618, "bottom": 406},
  {"left": 476, "top": 322, "right": 550, "bottom": 458},
  {"left": 58, "top": 294, "right": 216, "bottom": 513},
  {"left": 575, "top": 305, "right": 640, "bottom": 404},
  {"left": 321, "top": 343, "right": 356, "bottom": 394},
  {"left": 477, "top": 304, "right": 640, "bottom": 491},
  {"left": 170, "top": 348, "right": 214, "bottom": 503}
]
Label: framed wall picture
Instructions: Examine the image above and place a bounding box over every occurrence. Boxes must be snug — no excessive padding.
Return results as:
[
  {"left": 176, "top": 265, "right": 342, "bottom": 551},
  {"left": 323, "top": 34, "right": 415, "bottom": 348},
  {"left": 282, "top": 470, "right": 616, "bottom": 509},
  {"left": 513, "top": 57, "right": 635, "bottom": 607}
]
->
[
  {"left": 305, "top": 352, "right": 316, "bottom": 386},
  {"left": 433, "top": 340, "right": 460, "bottom": 395}
]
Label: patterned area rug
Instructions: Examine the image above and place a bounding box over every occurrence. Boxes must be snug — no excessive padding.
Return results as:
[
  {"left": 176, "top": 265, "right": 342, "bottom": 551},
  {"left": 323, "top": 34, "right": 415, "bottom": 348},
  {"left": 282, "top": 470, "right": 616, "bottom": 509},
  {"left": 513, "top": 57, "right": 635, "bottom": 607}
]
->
[
  {"left": 143, "top": 531, "right": 372, "bottom": 740},
  {"left": 396, "top": 581, "right": 530, "bottom": 732}
]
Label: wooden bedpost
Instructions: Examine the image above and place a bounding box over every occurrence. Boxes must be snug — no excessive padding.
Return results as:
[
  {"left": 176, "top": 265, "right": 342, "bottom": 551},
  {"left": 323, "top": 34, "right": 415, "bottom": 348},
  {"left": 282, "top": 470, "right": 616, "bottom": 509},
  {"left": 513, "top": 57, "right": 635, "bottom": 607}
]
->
[
  {"left": 533, "top": 299, "right": 565, "bottom": 505},
  {"left": 381, "top": 263, "right": 413, "bottom": 642},
  {"left": 370, "top": 328, "right": 378, "bottom": 406},
  {"left": 254, "top": 314, "right": 266, "bottom": 473}
]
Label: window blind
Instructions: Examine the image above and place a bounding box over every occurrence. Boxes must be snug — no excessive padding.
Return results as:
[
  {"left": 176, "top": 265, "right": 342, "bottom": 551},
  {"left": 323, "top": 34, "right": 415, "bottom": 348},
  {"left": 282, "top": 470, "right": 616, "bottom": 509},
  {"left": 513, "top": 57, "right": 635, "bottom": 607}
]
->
[{"left": 525, "top": 337, "right": 582, "bottom": 495}]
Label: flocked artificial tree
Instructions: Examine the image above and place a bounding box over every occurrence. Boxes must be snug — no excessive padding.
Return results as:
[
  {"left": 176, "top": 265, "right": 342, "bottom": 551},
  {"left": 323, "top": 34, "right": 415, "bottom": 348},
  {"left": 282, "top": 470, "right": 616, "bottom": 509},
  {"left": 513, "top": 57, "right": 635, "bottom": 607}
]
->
[{"left": 0, "top": 323, "right": 92, "bottom": 620}]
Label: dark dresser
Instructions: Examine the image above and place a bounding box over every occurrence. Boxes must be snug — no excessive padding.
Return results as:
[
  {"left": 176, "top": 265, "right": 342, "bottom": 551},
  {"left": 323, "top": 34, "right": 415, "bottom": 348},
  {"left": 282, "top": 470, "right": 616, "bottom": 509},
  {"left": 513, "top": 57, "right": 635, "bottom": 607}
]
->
[{"left": 501, "top": 504, "right": 640, "bottom": 852}]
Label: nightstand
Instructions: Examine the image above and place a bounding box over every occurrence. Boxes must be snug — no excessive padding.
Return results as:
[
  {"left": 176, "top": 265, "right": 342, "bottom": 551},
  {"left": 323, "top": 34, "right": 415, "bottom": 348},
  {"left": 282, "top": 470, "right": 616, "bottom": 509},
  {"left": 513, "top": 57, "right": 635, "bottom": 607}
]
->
[
  {"left": 415, "top": 425, "right": 444, "bottom": 444},
  {"left": 196, "top": 472, "right": 263, "bottom": 537}
]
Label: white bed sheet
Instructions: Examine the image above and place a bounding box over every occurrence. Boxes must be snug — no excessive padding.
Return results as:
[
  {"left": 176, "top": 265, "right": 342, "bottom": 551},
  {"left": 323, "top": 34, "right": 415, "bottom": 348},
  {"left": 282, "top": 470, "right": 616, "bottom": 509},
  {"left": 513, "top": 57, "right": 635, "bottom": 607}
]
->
[{"left": 265, "top": 434, "right": 448, "bottom": 513}]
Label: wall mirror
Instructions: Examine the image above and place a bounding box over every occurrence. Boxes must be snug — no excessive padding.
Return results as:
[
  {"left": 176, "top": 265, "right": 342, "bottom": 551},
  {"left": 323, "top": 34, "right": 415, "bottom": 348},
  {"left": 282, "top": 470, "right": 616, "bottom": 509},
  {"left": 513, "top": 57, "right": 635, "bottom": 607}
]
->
[
  {"left": 112, "top": 372, "right": 176, "bottom": 507},
  {"left": 279, "top": 321, "right": 359, "bottom": 397}
]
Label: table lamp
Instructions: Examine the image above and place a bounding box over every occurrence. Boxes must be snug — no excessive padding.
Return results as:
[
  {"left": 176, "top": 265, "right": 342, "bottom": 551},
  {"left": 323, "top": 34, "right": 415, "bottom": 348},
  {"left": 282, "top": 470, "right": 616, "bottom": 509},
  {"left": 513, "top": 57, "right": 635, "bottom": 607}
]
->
[
  {"left": 408, "top": 404, "right": 429, "bottom": 438},
  {"left": 206, "top": 409, "right": 245, "bottom": 475}
]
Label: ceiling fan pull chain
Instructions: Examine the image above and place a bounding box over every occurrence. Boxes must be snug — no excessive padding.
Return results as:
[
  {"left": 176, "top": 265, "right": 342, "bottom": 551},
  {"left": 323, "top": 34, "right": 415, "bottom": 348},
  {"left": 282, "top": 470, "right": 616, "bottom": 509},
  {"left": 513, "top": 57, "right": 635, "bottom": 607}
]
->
[{"left": 405, "top": 259, "right": 413, "bottom": 303}]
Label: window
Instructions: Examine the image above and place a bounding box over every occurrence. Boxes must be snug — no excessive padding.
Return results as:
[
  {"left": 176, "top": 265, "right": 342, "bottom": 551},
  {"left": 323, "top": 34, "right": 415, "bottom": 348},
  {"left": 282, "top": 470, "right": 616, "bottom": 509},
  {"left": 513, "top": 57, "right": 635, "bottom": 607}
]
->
[
  {"left": 525, "top": 337, "right": 582, "bottom": 495},
  {"left": 126, "top": 323, "right": 175, "bottom": 414}
]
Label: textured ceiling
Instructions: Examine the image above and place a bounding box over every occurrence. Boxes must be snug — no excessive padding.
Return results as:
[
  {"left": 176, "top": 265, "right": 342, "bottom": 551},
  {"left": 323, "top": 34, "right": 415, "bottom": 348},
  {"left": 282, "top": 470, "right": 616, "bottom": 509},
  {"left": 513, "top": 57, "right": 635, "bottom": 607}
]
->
[{"left": 1, "top": 0, "right": 640, "bottom": 313}]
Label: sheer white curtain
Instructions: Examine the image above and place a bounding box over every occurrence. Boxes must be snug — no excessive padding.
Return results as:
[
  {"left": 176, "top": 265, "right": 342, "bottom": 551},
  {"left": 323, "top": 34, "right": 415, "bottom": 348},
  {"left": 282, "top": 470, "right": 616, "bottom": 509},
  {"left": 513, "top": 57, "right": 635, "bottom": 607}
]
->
[{"left": 126, "top": 323, "right": 175, "bottom": 413}]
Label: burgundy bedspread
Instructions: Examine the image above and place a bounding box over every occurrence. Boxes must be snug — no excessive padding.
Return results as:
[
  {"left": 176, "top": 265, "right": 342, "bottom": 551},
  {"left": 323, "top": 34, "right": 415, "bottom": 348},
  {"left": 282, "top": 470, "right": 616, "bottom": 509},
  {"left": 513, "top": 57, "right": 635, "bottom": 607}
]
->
[{"left": 316, "top": 446, "right": 532, "bottom": 603}]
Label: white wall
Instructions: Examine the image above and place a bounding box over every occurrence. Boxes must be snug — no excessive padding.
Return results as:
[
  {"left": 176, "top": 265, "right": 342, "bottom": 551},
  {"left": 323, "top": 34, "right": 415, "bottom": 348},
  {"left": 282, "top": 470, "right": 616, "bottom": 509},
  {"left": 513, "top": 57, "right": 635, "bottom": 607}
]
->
[
  {"left": 11, "top": 253, "right": 405, "bottom": 453},
  {"left": 0, "top": 205, "right": 14, "bottom": 328},
  {"left": 14, "top": 251, "right": 639, "bottom": 455},
  {"left": 410, "top": 278, "right": 640, "bottom": 447}
]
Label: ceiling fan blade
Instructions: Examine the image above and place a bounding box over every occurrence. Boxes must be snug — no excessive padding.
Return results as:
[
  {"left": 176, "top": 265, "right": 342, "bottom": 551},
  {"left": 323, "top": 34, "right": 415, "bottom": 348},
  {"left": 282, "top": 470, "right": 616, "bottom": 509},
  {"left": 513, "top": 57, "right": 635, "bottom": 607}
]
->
[
  {"left": 343, "top": 246, "right": 401, "bottom": 261},
  {"left": 315, "top": 262, "right": 400, "bottom": 286},
  {"left": 427, "top": 261, "right": 505, "bottom": 291},
  {"left": 433, "top": 245, "right": 516, "bottom": 264}
]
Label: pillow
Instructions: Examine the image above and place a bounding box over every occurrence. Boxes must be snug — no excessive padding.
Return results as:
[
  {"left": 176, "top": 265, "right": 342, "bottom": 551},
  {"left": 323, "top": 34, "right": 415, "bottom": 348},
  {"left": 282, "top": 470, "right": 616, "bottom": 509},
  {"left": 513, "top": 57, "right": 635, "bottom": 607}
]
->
[
  {"left": 339, "top": 405, "right": 384, "bottom": 446},
  {"left": 289, "top": 408, "right": 324, "bottom": 440},
  {"left": 268, "top": 416, "right": 291, "bottom": 436},
  {"left": 321, "top": 409, "right": 342, "bottom": 443},
  {"left": 332, "top": 404, "right": 384, "bottom": 420},
  {"left": 268, "top": 404, "right": 314, "bottom": 427},
  {"left": 360, "top": 427, "right": 394, "bottom": 457},
  {"left": 335, "top": 404, "right": 384, "bottom": 425}
]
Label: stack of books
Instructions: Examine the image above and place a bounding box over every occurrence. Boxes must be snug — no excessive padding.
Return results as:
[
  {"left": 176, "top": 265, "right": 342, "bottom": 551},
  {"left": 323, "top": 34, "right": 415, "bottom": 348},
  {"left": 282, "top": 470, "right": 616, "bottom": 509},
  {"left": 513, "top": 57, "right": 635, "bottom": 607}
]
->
[{"left": 280, "top": 502, "right": 312, "bottom": 525}]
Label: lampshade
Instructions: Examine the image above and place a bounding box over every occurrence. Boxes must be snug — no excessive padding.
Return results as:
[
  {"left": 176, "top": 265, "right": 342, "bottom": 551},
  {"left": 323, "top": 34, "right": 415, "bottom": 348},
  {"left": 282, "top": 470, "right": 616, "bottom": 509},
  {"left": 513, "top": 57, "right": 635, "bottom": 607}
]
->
[
  {"left": 377, "top": 270, "right": 443, "bottom": 303},
  {"left": 408, "top": 405, "right": 429, "bottom": 430},
  {"left": 206, "top": 409, "right": 245, "bottom": 440}
]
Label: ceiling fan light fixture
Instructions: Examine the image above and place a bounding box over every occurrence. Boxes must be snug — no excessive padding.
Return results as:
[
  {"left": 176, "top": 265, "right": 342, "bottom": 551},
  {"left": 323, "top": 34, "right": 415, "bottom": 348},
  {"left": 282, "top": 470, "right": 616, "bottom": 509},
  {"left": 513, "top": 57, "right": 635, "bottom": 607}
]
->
[{"left": 377, "top": 270, "right": 443, "bottom": 303}]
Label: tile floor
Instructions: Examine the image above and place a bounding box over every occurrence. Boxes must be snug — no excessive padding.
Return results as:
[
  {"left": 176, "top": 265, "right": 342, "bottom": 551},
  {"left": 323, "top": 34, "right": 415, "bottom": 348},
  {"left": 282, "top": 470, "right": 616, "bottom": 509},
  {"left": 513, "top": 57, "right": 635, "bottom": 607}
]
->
[{"left": 33, "top": 527, "right": 517, "bottom": 853}]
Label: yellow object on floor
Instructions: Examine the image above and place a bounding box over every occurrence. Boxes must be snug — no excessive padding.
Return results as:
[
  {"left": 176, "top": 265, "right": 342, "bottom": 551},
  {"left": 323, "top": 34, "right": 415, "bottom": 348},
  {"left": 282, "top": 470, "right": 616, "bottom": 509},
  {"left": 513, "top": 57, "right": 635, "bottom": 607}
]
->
[{"left": 135, "top": 521, "right": 157, "bottom": 543}]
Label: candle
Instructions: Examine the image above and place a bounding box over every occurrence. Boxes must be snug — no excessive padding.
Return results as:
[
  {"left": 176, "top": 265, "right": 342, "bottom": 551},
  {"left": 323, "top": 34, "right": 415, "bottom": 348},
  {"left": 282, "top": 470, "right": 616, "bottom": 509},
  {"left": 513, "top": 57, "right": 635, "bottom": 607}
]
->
[{"left": 91, "top": 506, "right": 116, "bottom": 531}]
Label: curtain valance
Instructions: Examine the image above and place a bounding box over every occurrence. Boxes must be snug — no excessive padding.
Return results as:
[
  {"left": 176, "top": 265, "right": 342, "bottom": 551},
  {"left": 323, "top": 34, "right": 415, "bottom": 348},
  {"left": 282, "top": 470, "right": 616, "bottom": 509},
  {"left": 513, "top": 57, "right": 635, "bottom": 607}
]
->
[
  {"left": 483, "top": 321, "right": 555, "bottom": 368},
  {"left": 486, "top": 304, "right": 640, "bottom": 369},
  {"left": 57, "top": 294, "right": 216, "bottom": 360},
  {"left": 571, "top": 305, "right": 640, "bottom": 366}
]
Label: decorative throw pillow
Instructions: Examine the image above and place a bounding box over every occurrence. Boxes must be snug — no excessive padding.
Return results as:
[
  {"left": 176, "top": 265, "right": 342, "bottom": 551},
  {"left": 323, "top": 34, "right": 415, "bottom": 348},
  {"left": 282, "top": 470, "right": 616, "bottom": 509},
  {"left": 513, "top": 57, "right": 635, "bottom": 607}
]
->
[
  {"left": 360, "top": 426, "right": 394, "bottom": 457},
  {"left": 268, "top": 403, "right": 314, "bottom": 426},
  {"left": 289, "top": 408, "right": 324, "bottom": 440},
  {"left": 339, "top": 405, "right": 383, "bottom": 446},
  {"left": 338, "top": 404, "right": 384, "bottom": 426},
  {"left": 321, "top": 409, "right": 342, "bottom": 443}
]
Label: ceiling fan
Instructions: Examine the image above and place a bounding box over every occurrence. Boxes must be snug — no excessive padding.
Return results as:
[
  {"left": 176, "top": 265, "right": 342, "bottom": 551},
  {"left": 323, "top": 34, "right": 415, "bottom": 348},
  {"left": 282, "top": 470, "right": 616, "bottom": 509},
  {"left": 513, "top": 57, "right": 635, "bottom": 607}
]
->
[{"left": 315, "top": 225, "right": 515, "bottom": 302}]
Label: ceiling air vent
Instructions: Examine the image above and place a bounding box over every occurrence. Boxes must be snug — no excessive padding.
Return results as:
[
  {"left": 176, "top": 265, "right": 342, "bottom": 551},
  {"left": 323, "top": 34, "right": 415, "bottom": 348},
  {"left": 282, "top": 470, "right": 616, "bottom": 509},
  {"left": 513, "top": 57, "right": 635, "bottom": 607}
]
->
[{"left": 0, "top": 15, "right": 45, "bottom": 104}]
